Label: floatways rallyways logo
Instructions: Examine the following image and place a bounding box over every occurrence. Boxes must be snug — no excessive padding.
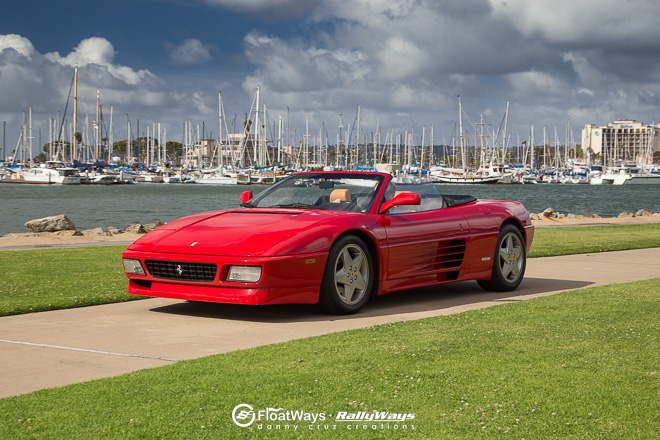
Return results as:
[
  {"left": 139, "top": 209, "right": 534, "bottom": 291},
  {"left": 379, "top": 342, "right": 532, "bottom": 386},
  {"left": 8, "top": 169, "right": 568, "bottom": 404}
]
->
[{"left": 232, "top": 404, "right": 415, "bottom": 431}]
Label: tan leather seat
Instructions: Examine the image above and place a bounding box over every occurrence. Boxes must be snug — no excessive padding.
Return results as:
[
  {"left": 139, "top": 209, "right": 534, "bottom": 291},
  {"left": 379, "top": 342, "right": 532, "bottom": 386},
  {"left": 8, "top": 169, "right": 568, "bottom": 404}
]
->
[{"left": 330, "top": 188, "right": 351, "bottom": 203}]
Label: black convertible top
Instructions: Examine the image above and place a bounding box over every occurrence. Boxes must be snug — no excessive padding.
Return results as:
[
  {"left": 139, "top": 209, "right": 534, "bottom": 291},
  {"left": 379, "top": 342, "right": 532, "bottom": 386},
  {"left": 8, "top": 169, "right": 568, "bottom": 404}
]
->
[{"left": 442, "top": 194, "right": 477, "bottom": 207}]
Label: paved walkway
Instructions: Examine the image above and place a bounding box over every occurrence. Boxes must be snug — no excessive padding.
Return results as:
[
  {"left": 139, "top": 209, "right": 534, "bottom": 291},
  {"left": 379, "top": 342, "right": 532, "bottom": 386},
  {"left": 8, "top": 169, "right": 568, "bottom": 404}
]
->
[{"left": 1, "top": 248, "right": 659, "bottom": 398}]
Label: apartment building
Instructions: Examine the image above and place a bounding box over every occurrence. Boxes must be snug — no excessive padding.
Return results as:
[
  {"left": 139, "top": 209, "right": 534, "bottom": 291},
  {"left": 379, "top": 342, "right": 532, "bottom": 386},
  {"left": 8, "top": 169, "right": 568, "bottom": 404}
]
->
[{"left": 582, "top": 120, "right": 659, "bottom": 165}]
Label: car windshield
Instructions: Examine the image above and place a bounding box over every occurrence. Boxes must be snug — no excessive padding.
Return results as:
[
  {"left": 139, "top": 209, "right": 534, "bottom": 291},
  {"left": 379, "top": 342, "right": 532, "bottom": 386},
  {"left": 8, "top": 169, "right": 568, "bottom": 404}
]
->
[{"left": 247, "top": 172, "right": 386, "bottom": 212}]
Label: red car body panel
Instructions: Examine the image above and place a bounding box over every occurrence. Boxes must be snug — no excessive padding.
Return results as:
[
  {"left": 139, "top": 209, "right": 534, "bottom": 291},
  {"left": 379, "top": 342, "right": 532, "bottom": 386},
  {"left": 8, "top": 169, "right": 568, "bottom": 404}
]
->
[{"left": 122, "top": 171, "right": 533, "bottom": 307}]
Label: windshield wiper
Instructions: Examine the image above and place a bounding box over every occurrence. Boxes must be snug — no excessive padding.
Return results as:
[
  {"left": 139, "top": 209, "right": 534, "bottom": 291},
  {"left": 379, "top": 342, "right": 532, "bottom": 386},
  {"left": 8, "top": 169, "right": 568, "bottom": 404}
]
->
[
  {"left": 271, "top": 203, "right": 316, "bottom": 209},
  {"left": 240, "top": 201, "right": 255, "bottom": 208}
]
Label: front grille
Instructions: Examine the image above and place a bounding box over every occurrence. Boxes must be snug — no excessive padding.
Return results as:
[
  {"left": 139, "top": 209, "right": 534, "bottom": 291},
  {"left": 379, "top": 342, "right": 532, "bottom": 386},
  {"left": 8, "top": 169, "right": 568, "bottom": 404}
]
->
[{"left": 144, "top": 259, "right": 217, "bottom": 282}]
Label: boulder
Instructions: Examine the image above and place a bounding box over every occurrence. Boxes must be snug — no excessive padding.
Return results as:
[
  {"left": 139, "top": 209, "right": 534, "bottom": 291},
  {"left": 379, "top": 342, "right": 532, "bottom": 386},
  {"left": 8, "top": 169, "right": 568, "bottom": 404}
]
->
[
  {"left": 121, "top": 224, "right": 146, "bottom": 234},
  {"left": 143, "top": 221, "right": 164, "bottom": 233},
  {"left": 586, "top": 213, "right": 602, "bottom": 218},
  {"left": 542, "top": 207, "right": 554, "bottom": 218},
  {"left": 53, "top": 230, "right": 84, "bottom": 236},
  {"left": 82, "top": 227, "right": 113, "bottom": 236},
  {"left": 24, "top": 214, "right": 76, "bottom": 233},
  {"left": 635, "top": 209, "right": 652, "bottom": 217},
  {"left": 618, "top": 211, "right": 634, "bottom": 218}
]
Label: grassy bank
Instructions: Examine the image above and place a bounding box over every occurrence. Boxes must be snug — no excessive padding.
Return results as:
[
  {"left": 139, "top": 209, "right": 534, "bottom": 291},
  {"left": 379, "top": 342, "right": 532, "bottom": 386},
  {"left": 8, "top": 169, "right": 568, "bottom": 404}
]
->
[
  {"left": 528, "top": 223, "right": 660, "bottom": 257},
  {"left": 1, "top": 278, "right": 658, "bottom": 438},
  {"left": 0, "top": 246, "right": 135, "bottom": 316},
  {"left": 1, "top": 223, "right": 660, "bottom": 317}
]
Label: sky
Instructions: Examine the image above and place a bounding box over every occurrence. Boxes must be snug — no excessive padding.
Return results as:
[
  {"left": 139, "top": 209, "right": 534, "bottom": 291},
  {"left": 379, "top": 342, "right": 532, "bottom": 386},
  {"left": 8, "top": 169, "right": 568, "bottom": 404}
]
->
[{"left": 2, "top": 0, "right": 660, "bottom": 158}]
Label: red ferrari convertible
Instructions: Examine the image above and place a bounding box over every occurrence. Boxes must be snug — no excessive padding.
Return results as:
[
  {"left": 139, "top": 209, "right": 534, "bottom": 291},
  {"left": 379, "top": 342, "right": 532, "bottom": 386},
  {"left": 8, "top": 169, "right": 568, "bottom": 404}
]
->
[{"left": 122, "top": 171, "right": 533, "bottom": 314}]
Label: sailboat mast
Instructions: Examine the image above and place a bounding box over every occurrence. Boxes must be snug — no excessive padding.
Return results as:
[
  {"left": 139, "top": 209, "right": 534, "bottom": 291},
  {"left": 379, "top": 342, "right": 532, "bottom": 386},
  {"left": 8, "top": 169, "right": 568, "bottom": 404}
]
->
[
  {"left": 356, "top": 104, "right": 361, "bottom": 166},
  {"left": 126, "top": 114, "right": 131, "bottom": 164},
  {"left": 72, "top": 64, "right": 78, "bottom": 161},
  {"left": 458, "top": 95, "right": 466, "bottom": 171},
  {"left": 278, "top": 115, "right": 282, "bottom": 164},
  {"left": 218, "top": 91, "right": 223, "bottom": 168},
  {"left": 95, "top": 90, "right": 100, "bottom": 162},
  {"left": 305, "top": 115, "right": 309, "bottom": 169},
  {"left": 337, "top": 113, "right": 343, "bottom": 169},
  {"left": 109, "top": 105, "right": 113, "bottom": 162},
  {"left": 28, "top": 106, "right": 33, "bottom": 163},
  {"left": 254, "top": 86, "right": 260, "bottom": 167},
  {"left": 502, "top": 101, "right": 510, "bottom": 163}
]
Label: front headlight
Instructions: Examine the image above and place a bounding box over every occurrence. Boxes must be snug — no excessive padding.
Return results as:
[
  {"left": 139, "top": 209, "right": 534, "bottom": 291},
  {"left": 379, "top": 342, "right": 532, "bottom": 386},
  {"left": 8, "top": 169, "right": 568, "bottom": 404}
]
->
[
  {"left": 123, "top": 258, "right": 146, "bottom": 276},
  {"left": 226, "top": 265, "right": 262, "bottom": 283}
]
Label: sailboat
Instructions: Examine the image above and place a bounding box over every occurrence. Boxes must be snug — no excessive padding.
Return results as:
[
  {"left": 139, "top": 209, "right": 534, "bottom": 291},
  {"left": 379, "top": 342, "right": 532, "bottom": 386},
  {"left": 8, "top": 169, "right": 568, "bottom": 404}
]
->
[
  {"left": 195, "top": 167, "right": 238, "bottom": 185},
  {"left": 20, "top": 161, "right": 81, "bottom": 184},
  {"left": 430, "top": 98, "right": 501, "bottom": 184}
]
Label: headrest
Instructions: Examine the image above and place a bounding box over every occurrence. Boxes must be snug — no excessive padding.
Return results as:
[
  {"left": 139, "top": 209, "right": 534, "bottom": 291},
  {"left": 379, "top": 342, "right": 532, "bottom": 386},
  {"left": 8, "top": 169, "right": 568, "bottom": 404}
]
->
[{"left": 330, "top": 188, "right": 351, "bottom": 203}]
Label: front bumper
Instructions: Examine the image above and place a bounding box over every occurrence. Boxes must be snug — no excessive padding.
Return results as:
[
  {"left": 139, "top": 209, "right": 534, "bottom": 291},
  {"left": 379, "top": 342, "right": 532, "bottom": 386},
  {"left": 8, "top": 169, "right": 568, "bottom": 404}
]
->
[{"left": 123, "top": 250, "right": 327, "bottom": 305}]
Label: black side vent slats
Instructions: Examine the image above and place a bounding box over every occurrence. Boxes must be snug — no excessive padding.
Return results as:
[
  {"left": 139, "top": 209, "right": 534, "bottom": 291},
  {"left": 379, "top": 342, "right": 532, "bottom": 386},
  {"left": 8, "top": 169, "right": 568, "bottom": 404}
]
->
[{"left": 438, "top": 239, "right": 466, "bottom": 269}]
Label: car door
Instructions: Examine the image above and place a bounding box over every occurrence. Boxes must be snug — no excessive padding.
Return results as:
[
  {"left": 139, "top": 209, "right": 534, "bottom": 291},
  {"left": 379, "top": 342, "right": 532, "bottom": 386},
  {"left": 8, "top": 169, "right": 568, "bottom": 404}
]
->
[{"left": 380, "top": 205, "right": 470, "bottom": 292}]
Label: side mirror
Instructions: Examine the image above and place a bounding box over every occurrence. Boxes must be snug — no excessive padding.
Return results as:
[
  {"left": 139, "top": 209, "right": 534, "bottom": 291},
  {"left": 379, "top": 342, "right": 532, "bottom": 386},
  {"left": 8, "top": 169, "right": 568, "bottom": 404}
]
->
[
  {"left": 379, "top": 192, "right": 421, "bottom": 213},
  {"left": 240, "top": 191, "right": 253, "bottom": 203}
]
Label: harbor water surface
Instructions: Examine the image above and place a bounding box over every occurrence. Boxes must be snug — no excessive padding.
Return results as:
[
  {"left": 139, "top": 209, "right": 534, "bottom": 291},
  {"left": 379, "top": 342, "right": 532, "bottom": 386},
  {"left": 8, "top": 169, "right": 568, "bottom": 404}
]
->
[{"left": 1, "top": 183, "right": 659, "bottom": 236}]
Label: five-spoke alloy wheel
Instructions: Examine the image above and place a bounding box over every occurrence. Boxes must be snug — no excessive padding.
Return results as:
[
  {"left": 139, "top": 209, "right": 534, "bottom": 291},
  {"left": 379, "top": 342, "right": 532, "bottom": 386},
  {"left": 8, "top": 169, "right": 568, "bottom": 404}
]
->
[
  {"left": 319, "top": 235, "right": 373, "bottom": 314},
  {"left": 478, "top": 224, "right": 526, "bottom": 292}
]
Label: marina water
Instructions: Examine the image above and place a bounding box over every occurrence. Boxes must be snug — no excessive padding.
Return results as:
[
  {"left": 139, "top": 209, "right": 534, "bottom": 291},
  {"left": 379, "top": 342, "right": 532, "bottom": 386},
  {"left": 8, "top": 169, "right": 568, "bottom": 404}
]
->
[{"left": 1, "top": 183, "right": 659, "bottom": 236}]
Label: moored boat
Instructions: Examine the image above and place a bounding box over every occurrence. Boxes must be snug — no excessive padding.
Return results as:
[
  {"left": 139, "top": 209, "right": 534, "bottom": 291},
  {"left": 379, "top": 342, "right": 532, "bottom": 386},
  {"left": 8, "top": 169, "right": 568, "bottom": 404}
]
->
[{"left": 3, "top": 162, "right": 81, "bottom": 184}]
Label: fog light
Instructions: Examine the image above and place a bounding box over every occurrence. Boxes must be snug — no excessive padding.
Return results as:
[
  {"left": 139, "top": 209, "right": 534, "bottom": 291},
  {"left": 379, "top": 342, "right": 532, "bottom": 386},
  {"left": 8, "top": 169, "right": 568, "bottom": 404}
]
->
[
  {"left": 123, "top": 258, "right": 146, "bottom": 276},
  {"left": 226, "top": 266, "right": 262, "bottom": 283}
]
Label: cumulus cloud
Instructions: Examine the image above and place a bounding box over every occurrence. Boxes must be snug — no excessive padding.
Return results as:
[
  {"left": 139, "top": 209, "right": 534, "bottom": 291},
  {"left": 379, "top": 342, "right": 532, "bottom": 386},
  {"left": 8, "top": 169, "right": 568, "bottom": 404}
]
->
[
  {"left": 5, "top": 0, "right": 660, "bottom": 153},
  {"left": 44, "top": 37, "right": 153, "bottom": 85},
  {"left": 490, "top": 0, "right": 660, "bottom": 48},
  {"left": 233, "top": 0, "right": 660, "bottom": 138},
  {"left": 166, "top": 39, "right": 214, "bottom": 65},
  {"left": 0, "top": 34, "right": 36, "bottom": 58},
  {"left": 203, "top": 0, "right": 320, "bottom": 16},
  {"left": 0, "top": 34, "right": 208, "bottom": 151},
  {"left": 506, "top": 71, "right": 569, "bottom": 101},
  {"left": 45, "top": 37, "right": 116, "bottom": 66},
  {"left": 240, "top": 0, "right": 539, "bottom": 133}
]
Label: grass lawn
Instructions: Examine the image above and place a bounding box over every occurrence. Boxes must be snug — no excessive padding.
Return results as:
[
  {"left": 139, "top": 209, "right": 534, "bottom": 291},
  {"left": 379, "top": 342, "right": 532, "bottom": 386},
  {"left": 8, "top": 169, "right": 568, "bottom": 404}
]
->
[
  {"left": 0, "top": 278, "right": 658, "bottom": 439},
  {"left": 0, "top": 246, "right": 135, "bottom": 316},
  {"left": 528, "top": 223, "right": 660, "bottom": 257},
  {"left": 1, "top": 223, "right": 660, "bottom": 317}
]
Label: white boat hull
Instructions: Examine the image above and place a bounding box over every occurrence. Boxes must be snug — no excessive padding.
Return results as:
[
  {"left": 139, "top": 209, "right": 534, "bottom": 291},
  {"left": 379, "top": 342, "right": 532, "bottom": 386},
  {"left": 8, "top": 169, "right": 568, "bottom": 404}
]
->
[
  {"left": 195, "top": 176, "right": 238, "bottom": 185},
  {"left": 432, "top": 175, "right": 501, "bottom": 184},
  {"left": 623, "top": 174, "right": 660, "bottom": 184},
  {"left": 21, "top": 168, "right": 80, "bottom": 184}
]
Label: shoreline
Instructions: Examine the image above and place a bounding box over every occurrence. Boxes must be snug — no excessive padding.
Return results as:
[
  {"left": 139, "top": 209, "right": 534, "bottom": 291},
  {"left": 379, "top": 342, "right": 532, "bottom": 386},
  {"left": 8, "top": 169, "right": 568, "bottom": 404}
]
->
[
  {"left": 0, "top": 233, "right": 145, "bottom": 251},
  {"left": 2, "top": 214, "right": 660, "bottom": 250}
]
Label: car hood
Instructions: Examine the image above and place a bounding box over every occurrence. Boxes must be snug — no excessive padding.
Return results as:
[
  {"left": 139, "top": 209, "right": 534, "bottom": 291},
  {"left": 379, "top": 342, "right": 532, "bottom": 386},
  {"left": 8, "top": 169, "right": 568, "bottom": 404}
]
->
[{"left": 128, "top": 209, "right": 339, "bottom": 257}]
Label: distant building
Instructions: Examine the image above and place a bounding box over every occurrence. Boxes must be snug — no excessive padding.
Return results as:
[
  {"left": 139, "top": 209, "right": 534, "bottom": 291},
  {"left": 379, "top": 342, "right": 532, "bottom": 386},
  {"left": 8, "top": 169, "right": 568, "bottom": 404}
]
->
[
  {"left": 180, "top": 134, "right": 294, "bottom": 168},
  {"left": 582, "top": 120, "right": 660, "bottom": 165}
]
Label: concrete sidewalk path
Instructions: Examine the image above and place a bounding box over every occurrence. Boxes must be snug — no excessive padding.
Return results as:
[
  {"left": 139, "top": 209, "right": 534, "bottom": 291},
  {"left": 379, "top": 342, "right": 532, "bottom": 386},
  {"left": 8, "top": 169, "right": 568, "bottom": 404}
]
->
[{"left": 2, "top": 248, "right": 659, "bottom": 398}]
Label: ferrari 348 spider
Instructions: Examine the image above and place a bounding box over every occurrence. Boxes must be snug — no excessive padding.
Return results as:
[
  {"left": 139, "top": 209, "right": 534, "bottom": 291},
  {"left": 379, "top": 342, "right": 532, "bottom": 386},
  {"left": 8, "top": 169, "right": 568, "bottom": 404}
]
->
[{"left": 122, "top": 171, "right": 534, "bottom": 314}]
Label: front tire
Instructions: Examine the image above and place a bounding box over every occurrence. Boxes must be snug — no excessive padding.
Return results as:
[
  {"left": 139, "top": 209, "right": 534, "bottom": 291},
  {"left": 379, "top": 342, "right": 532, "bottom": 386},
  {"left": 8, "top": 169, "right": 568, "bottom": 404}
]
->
[
  {"left": 319, "top": 235, "right": 373, "bottom": 314},
  {"left": 478, "top": 224, "right": 526, "bottom": 292}
]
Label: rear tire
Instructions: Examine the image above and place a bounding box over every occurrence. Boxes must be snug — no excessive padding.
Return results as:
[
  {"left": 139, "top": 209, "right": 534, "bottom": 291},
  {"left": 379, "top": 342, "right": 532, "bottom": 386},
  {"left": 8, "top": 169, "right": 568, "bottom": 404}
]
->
[
  {"left": 319, "top": 235, "right": 373, "bottom": 314},
  {"left": 478, "top": 224, "right": 526, "bottom": 292}
]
